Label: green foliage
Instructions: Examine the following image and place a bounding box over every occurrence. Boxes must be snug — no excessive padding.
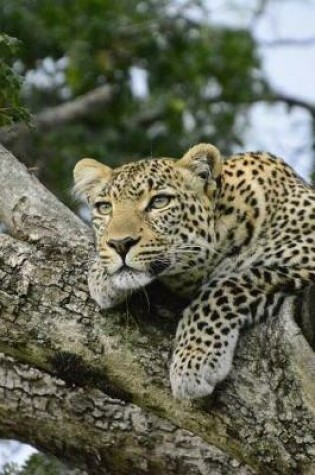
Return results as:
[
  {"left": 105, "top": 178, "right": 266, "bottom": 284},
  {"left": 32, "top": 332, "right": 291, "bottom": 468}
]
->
[
  {"left": 0, "top": 462, "right": 20, "bottom": 475},
  {"left": 0, "top": 33, "right": 30, "bottom": 126},
  {"left": 0, "top": 0, "right": 267, "bottom": 202},
  {"left": 0, "top": 453, "right": 79, "bottom": 475}
]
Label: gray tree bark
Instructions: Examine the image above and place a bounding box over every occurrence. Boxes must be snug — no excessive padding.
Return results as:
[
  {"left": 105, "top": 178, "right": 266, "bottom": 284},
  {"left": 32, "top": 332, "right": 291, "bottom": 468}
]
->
[{"left": 0, "top": 143, "right": 314, "bottom": 475}]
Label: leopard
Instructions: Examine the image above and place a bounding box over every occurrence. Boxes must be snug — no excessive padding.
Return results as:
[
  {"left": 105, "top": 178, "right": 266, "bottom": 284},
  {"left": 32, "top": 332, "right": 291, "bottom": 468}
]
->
[{"left": 73, "top": 143, "right": 315, "bottom": 399}]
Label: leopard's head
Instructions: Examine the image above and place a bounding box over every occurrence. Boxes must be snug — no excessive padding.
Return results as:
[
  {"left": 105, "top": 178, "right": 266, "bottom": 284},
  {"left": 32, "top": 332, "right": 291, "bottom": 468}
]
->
[{"left": 74, "top": 144, "right": 222, "bottom": 291}]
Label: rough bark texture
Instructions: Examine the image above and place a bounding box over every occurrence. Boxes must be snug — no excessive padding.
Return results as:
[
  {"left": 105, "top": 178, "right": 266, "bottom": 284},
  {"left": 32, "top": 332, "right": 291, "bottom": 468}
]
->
[{"left": 0, "top": 143, "right": 315, "bottom": 475}]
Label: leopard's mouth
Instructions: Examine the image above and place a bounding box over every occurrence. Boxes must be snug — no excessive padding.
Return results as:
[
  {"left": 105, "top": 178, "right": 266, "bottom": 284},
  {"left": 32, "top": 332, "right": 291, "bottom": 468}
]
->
[
  {"left": 109, "top": 255, "right": 171, "bottom": 290},
  {"left": 111, "top": 266, "right": 153, "bottom": 290}
]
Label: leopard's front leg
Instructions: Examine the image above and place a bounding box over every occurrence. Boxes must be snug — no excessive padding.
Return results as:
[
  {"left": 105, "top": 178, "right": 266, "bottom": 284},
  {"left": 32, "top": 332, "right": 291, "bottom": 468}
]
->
[{"left": 170, "top": 275, "right": 276, "bottom": 399}]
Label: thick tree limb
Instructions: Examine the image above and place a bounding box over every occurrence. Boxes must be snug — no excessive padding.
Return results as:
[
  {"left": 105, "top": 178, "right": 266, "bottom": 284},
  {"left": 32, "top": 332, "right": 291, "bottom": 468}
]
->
[
  {"left": 0, "top": 144, "right": 315, "bottom": 474},
  {"left": 0, "top": 351, "right": 255, "bottom": 475},
  {"left": 0, "top": 144, "right": 89, "bottom": 245}
]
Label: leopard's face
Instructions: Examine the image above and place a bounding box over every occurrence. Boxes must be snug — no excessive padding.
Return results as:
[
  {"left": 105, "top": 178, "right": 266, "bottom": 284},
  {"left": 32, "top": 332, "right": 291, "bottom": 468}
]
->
[
  {"left": 74, "top": 144, "right": 222, "bottom": 291},
  {"left": 88, "top": 160, "right": 214, "bottom": 291}
]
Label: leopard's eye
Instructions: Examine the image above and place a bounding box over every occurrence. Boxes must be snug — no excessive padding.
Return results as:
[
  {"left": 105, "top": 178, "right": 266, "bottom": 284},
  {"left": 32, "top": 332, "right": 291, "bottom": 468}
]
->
[
  {"left": 147, "top": 194, "right": 172, "bottom": 210},
  {"left": 95, "top": 201, "right": 112, "bottom": 215}
]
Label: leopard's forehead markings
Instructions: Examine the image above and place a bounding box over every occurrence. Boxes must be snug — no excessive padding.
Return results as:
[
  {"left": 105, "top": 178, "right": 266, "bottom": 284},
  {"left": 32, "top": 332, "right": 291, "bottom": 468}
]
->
[{"left": 103, "top": 158, "right": 180, "bottom": 199}]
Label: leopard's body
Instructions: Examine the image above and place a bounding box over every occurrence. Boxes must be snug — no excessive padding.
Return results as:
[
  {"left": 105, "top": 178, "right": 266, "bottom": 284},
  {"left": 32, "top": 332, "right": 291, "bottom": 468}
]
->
[{"left": 74, "top": 144, "right": 315, "bottom": 399}]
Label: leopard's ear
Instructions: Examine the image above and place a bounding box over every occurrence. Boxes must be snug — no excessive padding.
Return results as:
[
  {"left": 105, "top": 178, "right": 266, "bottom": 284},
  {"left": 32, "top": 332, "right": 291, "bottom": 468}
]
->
[
  {"left": 176, "top": 143, "right": 222, "bottom": 196},
  {"left": 73, "top": 158, "right": 112, "bottom": 202}
]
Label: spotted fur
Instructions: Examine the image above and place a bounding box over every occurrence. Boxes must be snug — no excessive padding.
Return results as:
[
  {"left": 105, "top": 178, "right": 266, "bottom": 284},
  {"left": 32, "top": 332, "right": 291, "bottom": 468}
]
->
[{"left": 74, "top": 144, "right": 315, "bottom": 399}]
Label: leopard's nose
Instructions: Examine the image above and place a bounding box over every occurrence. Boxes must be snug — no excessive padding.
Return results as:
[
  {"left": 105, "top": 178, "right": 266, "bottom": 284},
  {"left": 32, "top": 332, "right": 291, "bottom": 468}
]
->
[{"left": 107, "top": 236, "right": 140, "bottom": 259}]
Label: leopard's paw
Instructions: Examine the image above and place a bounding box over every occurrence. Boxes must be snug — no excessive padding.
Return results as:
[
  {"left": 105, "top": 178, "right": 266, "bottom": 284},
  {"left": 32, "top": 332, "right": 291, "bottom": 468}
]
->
[
  {"left": 170, "top": 329, "right": 239, "bottom": 399},
  {"left": 170, "top": 361, "right": 215, "bottom": 399}
]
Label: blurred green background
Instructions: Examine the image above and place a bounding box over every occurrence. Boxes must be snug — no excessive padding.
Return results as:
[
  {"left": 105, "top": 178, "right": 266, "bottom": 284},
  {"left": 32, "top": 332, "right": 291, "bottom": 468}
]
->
[{"left": 0, "top": 0, "right": 273, "bottom": 206}]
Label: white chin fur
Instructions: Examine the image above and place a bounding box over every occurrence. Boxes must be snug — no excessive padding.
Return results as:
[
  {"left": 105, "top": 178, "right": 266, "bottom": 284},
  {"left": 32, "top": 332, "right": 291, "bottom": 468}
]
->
[{"left": 111, "top": 270, "right": 153, "bottom": 290}]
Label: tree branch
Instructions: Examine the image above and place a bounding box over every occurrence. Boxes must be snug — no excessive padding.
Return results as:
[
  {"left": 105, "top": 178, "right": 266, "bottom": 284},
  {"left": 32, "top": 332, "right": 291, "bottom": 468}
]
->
[
  {"left": 1, "top": 84, "right": 315, "bottom": 158},
  {"left": 0, "top": 145, "right": 315, "bottom": 474},
  {"left": 0, "top": 352, "right": 255, "bottom": 475},
  {"left": 0, "top": 85, "right": 113, "bottom": 148},
  {"left": 260, "top": 38, "right": 315, "bottom": 48},
  {"left": 0, "top": 143, "right": 91, "bottom": 244},
  {"left": 265, "top": 92, "right": 315, "bottom": 117},
  {"left": 216, "top": 92, "right": 315, "bottom": 118}
]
